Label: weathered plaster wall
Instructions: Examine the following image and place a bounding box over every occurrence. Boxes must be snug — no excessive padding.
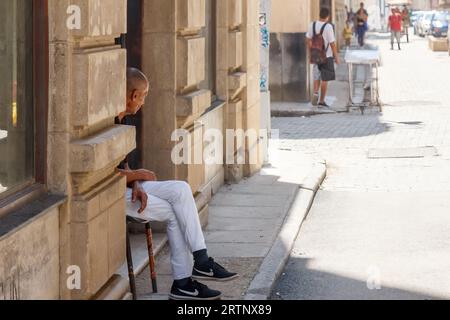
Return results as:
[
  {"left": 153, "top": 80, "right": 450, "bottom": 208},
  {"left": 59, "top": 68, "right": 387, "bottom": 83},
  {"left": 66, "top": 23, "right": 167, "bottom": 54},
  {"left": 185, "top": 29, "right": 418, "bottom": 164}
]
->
[{"left": 0, "top": 207, "right": 60, "bottom": 300}]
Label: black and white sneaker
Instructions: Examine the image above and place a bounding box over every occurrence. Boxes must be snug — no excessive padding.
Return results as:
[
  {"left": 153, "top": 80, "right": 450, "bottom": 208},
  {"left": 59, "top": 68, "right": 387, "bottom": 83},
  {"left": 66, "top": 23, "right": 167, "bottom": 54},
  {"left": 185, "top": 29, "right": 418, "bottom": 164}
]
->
[
  {"left": 169, "top": 279, "right": 222, "bottom": 301},
  {"left": 318, "top": 102, "right": 331, "bottom": 108},
  {"left": 192, "top": 258, "right": 239, "bottom": 282}
]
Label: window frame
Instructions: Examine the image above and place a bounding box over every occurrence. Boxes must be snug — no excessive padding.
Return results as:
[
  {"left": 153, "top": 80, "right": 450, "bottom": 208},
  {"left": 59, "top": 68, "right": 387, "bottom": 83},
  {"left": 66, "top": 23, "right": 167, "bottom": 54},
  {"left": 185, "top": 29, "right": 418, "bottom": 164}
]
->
[{"left": 0, "top": 0, "right": 48, "bottom": 216}]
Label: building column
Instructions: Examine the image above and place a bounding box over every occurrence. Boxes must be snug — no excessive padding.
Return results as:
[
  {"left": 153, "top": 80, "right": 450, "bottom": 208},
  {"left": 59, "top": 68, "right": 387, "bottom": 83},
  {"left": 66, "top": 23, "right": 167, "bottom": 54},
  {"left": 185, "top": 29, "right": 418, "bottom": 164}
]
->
[
  {"left": 141, "top": 0, "right": 210, "bottom": 194},
  {"left": 243, "top": 0, "right": 263, "bottom": 176},
  {"left": 48, "top": 0, "right": 135, "bottom": 299}
]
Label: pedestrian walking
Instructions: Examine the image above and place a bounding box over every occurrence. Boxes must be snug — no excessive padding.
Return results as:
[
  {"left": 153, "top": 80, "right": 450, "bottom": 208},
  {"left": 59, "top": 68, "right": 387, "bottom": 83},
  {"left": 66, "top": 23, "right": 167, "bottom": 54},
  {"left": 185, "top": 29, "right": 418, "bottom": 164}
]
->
[
  {"left": 356, "top": 2, "right": 369, "bottom": 47},
  {"left": 401, "top": 6, "right": 411, "bottom": 39},
  {"left": 306, "top": 8, "right": 340, "bottom": 108},
  {"left": 343, "top": 21, "right": 353, "bottom": 48},
  {"left": 389, "top": 8, "right": 403, "bottom": 50}
]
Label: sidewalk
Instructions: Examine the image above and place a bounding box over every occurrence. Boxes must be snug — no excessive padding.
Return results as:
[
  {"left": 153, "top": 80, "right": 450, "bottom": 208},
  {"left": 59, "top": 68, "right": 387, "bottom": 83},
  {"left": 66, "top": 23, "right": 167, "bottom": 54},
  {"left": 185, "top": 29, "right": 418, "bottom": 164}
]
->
[
  {"left": 134, "top": 146, "right": 326, "bottom": 300},
  {"left": 271, "top": 51, "right": 349, "bottom": 117},
  {"left": 271, "top": 38, "right": 382, "bottom": 118}
]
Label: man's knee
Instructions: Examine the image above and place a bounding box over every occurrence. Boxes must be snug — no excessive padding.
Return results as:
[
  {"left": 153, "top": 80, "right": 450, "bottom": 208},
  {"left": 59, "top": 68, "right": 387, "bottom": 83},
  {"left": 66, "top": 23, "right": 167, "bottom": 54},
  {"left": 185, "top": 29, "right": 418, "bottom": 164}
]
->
[{"left": 174, "top": 181, "right": 192, "bottom": 197}]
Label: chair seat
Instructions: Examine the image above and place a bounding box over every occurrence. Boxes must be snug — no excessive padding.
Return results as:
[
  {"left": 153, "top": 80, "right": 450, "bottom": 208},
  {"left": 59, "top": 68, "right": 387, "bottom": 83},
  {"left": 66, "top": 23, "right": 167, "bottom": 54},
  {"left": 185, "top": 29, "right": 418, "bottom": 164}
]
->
[{"left": 126, "top": 214, "right": 151, "bottom": 224}]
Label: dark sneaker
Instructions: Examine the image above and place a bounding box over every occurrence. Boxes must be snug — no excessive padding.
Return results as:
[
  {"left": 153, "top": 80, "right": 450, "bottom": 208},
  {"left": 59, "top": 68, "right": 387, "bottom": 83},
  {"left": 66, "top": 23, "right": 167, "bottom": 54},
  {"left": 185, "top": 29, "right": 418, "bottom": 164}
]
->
[
  {"left": 192, "top": 258, "right": 239, "bottom": 282},
  {"left": 318, "top": 102, "right": 331, "bottom": 108},
  {"left": 169, "top": 279, "right": 222, "bottom": 301}
]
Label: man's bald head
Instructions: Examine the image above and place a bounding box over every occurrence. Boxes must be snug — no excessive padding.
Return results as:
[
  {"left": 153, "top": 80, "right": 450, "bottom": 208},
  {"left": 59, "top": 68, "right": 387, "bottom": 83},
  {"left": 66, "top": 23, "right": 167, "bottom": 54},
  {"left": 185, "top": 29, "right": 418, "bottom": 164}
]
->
[
  {"left": 125, "top": 68, "right": 149, "bottom": 115},
  {"left": 127, "top": 67, "right": 149, "bottom": 95}
]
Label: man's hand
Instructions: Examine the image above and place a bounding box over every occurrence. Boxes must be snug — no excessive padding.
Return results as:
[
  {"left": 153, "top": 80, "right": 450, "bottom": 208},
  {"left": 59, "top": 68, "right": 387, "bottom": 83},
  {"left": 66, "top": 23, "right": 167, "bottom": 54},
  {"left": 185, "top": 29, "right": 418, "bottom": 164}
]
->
[{"left": 132, "top": 182, "right": 148, "bottom": 214}]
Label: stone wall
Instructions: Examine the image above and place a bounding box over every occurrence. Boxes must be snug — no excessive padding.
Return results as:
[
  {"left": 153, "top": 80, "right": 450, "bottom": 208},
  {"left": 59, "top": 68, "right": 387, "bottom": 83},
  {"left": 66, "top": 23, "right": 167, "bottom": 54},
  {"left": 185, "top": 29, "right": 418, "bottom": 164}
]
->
[
  {"left": 0, "top": 207, "right": 60, "bottom": 300},
  {"left": 439, "top": 0, "right": 450, "bottom": 8},
  {"left": 141, "top": 0, "right": 262, "bottom": 192},
  {"left": 48, "top": 0, "right": 135, "bottom": 299}
]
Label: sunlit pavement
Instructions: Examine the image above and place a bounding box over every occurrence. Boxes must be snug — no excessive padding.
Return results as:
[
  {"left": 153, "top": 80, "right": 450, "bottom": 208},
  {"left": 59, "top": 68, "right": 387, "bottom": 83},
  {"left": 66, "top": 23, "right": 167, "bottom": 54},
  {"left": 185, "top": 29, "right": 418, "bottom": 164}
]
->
[{"left": 272, "top": 32, "right": 450, "bottom": 300}]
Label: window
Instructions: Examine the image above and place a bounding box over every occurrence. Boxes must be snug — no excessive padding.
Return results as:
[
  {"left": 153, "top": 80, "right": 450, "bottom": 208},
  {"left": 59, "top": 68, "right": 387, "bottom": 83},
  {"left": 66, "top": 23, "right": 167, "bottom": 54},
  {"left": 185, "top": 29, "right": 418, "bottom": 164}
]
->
[{"left": 0, "top": 0, "right": 47, "bottom": 208}]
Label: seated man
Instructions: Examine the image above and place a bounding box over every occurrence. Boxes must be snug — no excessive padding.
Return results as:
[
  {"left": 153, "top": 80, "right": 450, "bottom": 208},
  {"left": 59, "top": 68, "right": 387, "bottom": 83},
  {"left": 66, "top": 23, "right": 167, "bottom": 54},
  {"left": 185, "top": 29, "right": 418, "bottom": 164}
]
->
[{"left": 116, "top": 68, "right": 238, "bottom": 301}]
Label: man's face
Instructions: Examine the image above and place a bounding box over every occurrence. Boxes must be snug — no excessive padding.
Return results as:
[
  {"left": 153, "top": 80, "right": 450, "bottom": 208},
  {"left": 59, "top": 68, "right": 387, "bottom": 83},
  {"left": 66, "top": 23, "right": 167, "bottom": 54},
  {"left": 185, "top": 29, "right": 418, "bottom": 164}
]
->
[{"left": 127, "top": 84, "right": 149, "bottom": 115}]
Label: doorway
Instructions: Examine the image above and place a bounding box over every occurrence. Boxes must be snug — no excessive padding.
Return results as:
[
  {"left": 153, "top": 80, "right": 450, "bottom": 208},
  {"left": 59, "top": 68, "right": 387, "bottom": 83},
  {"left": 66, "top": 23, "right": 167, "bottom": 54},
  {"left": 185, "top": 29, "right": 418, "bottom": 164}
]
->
[{"left": 123, "top": 0, "right": 143, "bottom": 169}]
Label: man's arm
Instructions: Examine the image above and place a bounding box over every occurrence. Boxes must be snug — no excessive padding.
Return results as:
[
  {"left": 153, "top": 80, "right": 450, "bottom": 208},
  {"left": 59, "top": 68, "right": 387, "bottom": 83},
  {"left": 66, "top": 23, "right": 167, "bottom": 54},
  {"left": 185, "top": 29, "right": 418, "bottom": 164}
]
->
[
  {"left": 330, "top": 42, "right": 340, "bottom": 64},
  {"left": 325, "top": 26, "right": 340, "bottom": 64},
  {"left": 116, "top": 171, "right": 150, "bottom": 214},
  {"left": 306, "top": 37, "right": 312, "bottom": 50},
  {"left": 118, "top": 168, "right": 157, "bottom": 186}
]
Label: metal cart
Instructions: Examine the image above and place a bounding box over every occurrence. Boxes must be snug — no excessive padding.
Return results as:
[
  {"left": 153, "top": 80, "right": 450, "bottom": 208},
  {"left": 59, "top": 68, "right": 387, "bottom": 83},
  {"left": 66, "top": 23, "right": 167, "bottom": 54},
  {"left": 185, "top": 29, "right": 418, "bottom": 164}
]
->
[{"left": 345, "top": 49, "right": 382, "bottom": 115}]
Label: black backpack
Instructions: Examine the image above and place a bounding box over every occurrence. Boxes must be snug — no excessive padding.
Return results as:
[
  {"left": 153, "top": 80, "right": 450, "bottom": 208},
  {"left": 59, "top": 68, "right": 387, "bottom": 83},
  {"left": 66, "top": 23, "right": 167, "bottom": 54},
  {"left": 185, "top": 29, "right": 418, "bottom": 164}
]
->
[{"left": 310, "top": 22, "right": 330, "bottom": 65}]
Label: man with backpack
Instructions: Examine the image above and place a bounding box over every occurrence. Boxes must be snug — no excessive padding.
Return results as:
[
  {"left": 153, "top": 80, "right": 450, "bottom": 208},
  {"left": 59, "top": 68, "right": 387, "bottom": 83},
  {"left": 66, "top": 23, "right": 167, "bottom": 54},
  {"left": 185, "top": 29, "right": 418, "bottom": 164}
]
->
[{"left": 306, "top": 8, "right": 340, "bottom": 108}]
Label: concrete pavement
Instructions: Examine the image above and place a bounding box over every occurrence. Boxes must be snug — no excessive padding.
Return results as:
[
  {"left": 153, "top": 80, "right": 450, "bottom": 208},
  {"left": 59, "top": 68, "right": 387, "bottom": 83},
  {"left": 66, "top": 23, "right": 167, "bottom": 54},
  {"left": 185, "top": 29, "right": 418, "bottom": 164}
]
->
[
  {"left": 271, "top": 51, "right": 349, "bottom": 117},
  {"left": 272, "top": 33, "right": 450, "bottom": 300},
  {"left": 135, "top": 146, "right": 326, "bottom": 300}
]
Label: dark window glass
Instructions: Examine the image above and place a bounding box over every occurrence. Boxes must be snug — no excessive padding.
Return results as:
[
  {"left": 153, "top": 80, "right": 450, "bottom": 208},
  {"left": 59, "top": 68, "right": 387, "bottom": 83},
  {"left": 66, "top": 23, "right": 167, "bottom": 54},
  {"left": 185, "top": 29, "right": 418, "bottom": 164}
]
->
[{"left": 0, "top": 0, "right": 34, "bottom": 196}]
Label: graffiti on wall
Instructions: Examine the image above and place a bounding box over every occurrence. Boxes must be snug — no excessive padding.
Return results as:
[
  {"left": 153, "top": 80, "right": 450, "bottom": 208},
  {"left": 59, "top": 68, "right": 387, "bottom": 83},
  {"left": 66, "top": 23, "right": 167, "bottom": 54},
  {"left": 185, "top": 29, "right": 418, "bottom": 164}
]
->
[
  {"left": 0, "top": 269, "right": 21, "bottom": 300},
  {"left": 260, "top": 13, "right": 270, "bottom": 91},
  {"left": 260, "top": 13, "right": 270, "bottom": 49},
  {"left": 260, "top": 70, "right": 268, "bottom": 91}
]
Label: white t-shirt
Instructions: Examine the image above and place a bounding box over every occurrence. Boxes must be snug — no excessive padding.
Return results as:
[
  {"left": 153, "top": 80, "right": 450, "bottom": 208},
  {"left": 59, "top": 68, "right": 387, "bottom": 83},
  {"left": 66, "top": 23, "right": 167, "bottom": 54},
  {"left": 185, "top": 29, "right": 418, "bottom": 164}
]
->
[{"left": 306, "top": 21, "right": 336, "bottom": 58}]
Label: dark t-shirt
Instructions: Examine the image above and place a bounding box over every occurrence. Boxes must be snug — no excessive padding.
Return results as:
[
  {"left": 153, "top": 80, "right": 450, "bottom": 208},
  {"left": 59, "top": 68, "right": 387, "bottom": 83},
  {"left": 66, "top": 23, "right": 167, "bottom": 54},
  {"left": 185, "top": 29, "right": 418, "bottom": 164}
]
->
[
  {"left": 115, "top": 115, "right": 136, "bottom": 170},
  {"left": 356, "top": 9, "right": 368, "bottom": 25}
]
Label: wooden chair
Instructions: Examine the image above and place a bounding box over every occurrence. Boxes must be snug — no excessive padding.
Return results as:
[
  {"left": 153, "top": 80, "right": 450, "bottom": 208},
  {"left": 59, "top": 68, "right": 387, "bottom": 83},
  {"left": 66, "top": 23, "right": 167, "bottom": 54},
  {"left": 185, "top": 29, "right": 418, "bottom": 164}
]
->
[{"left": 126, "top": 215, "right": 158, "bottom": 300}]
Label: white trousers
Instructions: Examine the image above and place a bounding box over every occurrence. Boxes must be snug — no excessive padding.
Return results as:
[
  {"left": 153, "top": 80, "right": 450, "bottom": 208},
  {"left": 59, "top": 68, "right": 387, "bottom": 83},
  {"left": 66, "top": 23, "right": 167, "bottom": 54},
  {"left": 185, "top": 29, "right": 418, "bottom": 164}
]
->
[{"left": 126, "top": 181, "right": 207, "bottom": 280}]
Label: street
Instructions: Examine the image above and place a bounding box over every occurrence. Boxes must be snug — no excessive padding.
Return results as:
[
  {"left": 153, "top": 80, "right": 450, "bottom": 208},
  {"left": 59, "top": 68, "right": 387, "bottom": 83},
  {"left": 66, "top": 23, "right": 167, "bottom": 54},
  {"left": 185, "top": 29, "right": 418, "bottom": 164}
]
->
[{"left": 271, "top": 32, "right": 450, "bottom": 300}]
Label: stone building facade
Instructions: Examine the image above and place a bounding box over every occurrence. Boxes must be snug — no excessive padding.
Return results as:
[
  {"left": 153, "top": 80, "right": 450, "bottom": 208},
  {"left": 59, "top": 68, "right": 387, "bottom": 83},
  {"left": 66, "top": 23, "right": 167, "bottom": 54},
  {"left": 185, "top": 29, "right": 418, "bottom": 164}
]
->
[
  {"left": 439, "top": 0, "right": 450, "bottom": 8},
  {"left": 0, "top": 0, "right": 263, "bottom": 300}
]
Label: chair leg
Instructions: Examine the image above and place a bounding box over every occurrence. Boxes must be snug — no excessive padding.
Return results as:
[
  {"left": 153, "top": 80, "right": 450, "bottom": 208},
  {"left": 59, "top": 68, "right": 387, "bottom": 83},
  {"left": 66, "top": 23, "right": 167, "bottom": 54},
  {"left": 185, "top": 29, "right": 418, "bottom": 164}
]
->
[
  {"left": 126, "top": 224, "right": 138, "bottom": 300},
  {"left": 145, "top": 223, "right": 158, "bottom": 293}
]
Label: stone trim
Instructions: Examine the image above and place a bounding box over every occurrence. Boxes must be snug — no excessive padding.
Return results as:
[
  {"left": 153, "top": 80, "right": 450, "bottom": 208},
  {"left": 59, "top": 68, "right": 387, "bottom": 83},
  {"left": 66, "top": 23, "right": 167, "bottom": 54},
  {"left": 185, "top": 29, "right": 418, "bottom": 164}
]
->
[{"left": 0, "top": 194, "right": 66, "bottom": 241}]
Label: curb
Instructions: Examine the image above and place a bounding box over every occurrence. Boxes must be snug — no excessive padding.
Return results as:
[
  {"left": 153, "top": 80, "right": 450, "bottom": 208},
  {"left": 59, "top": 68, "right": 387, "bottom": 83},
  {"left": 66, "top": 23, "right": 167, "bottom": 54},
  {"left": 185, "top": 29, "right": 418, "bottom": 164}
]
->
[
  {"left": 271, "top": 110, "right": 337, "bottom": 118},
  {"left": 244, "top": 162, "right": 327, "bottom": 300}
]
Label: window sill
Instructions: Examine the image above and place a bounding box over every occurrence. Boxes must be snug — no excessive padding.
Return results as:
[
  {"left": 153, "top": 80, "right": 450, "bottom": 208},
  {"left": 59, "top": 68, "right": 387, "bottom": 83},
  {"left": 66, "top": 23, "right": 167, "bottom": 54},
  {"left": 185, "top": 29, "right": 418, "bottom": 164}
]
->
[
  {"left": 0, "top": 193, "right": 66, "bottom": 241},
  {"left": 201, "top": 99, "right": 226, "bottom": 117}
]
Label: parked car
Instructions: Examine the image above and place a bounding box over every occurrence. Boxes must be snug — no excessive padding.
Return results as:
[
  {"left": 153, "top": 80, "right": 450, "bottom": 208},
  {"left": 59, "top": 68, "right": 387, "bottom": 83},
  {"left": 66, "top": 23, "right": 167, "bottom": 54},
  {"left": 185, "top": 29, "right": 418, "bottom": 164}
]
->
[
  {"left": 411, "top": 11, "right": 425, "bottom": 26},
  {"left": 430, "top": 11, "right": 449, "bottom": 38},
  {"left": 413, "top": 12, "right": 426, "bottom": 35},
  {"left": 417, "top": 11, "right": 435, "bottom": 37}
]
